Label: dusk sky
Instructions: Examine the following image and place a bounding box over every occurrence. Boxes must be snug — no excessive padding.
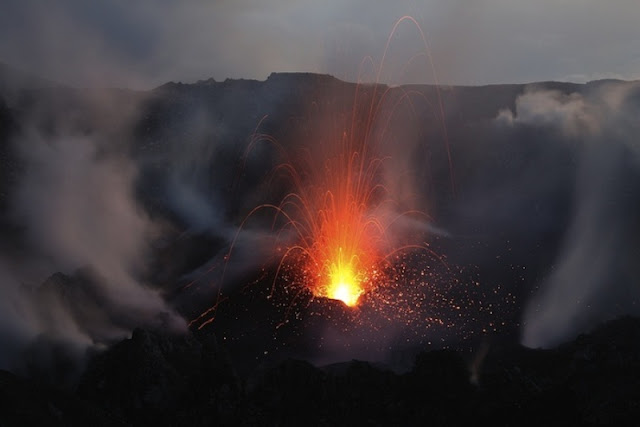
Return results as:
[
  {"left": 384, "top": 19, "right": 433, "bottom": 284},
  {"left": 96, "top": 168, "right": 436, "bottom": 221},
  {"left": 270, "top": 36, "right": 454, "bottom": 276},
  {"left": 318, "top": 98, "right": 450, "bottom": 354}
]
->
[{"left": 1, "top": 0, "right": 639, "bottom": 89}]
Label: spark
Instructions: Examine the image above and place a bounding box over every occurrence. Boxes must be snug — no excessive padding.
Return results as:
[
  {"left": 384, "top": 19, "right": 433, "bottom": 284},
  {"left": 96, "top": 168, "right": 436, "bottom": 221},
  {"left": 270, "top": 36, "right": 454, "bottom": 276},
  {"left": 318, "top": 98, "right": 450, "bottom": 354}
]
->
[{"left": 189, "top": 15, "right": 460, "bottom": 329}]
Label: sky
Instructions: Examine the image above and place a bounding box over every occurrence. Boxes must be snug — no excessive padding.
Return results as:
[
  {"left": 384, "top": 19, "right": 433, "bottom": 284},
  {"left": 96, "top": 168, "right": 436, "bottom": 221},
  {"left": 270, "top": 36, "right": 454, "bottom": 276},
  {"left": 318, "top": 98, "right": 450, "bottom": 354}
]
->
[{"left": 1, "top": 0, "right": 639, "bottom": 89}]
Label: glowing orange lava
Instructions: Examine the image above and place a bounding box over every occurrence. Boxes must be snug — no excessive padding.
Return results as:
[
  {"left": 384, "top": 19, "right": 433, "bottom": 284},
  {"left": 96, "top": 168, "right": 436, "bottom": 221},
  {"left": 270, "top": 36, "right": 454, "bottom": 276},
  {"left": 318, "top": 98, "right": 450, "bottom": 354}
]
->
[
  {"left": 277, "top": 143, "right": 386, "bottom": 308},
  {"left": 311, "top": 224, "right": 371, "bottom": 307},
  {"left": 322, "top": 249, "right": 363, "bottom": 306},
  {"left": 189, "top": 15, "right": 453, "bottom": 329}
]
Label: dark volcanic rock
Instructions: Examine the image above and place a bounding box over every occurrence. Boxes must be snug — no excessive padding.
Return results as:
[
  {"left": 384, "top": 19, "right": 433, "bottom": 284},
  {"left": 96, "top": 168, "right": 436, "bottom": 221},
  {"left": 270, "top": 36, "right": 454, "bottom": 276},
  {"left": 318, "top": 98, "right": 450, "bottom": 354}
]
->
[
  {"left": 0, "top": 94, "right": 19, "bottom": 214},
  {"left": 77, "top": 328, "right": 241, "bottom": 426},
  {"left": 1, "top": 69, "right": 640, "bottom": 425},
  {"left": 244, "top": 359, "right": 328, "bottom": 425},
  {"left": 0, "top": 369, "right": 124, "bottom": 427},
  {"left": 2, "top": 317, "right": 640, "bottom": 426},
  {"left": 562, "top": 317, "right": 640, "bottom": 424}
]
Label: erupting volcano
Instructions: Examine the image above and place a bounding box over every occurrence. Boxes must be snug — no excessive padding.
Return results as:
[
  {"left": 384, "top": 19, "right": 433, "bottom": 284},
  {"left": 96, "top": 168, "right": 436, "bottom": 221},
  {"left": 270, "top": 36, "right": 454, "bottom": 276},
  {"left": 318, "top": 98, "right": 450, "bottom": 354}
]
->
[
  {"left": 2, "top": 2, "right": 640, "bottom": 426},
  {"left": 190, "top": 17, "right": 454, "bottom": 327},
  {"left": 272, "top": 127, "right": 390, "bottom": 309},
  {"left": 252, "top": 82, "right": 437, "bottom": 314}
]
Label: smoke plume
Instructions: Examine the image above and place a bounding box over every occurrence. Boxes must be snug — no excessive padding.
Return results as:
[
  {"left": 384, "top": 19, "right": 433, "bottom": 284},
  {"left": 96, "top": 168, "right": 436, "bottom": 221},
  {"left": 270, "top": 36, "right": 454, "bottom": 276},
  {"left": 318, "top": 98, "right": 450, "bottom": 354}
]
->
[
  {"left": 507, "top": 83, "right": 640, "bottom": 348},
  {"left": 0, "top": 92, "right": 186, "bottom": 380}
]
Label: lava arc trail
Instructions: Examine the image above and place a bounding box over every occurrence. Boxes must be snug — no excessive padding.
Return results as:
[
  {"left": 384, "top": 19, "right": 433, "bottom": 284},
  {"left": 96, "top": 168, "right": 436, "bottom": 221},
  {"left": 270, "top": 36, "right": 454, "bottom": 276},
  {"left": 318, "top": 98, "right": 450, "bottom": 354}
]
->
[
  {"left": 228, "top": 81, "right": 441, "bottom": 314},
  {"left": 190, "top": 16, "right": 454, "bottom": 329}
]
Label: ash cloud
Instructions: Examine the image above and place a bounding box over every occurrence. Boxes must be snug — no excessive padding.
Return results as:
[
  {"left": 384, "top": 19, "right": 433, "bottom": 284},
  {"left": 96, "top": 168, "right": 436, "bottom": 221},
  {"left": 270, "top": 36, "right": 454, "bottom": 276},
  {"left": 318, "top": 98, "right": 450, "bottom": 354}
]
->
[{"left": 504, "top": 83, "right": 640, "bottom": 348}]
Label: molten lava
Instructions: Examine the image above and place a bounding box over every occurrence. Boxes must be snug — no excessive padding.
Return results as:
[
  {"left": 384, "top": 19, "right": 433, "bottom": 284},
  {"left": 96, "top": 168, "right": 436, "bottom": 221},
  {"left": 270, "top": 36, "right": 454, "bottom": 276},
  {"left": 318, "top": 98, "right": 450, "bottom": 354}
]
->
[
  {"left": 329, "top": 281, "right": 361, "bottom": 307},
  {"left": 188, "top": 15, "right": 458, "bottom": 330},
  {"left": 284, "top": 142, "right": 386, "bottom": 308},
  {"left": 319, "top": 248, "right": 364, "bottom": 307}
]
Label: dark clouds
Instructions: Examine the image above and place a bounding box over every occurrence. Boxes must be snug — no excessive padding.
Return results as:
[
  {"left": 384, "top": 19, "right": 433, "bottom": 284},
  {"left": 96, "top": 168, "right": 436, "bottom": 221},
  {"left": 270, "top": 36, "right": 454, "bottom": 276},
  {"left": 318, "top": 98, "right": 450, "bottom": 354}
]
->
[{"left": 1, "top": 1, "right": 638, "bottom": 89}]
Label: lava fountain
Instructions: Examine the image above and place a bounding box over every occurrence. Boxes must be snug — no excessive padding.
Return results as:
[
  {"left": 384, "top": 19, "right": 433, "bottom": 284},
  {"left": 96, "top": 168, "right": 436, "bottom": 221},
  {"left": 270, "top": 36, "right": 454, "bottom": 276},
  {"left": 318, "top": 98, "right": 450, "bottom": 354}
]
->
[
  {"left": 190, "top": 16, "right": 453, "bottom": 328},
  {"left": 248, "top": 77, "right": 437, "bottom": 311},
  {"left": 274, "top": 131, "right": 387, "bottom": 308}
]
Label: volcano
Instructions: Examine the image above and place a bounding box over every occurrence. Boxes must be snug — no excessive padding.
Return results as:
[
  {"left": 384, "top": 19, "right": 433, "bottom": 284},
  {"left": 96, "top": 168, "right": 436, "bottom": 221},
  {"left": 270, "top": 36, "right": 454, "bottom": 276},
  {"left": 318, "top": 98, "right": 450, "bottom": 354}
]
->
[{"left": 1, "top": 67, "right": 640, "bottom": 425}]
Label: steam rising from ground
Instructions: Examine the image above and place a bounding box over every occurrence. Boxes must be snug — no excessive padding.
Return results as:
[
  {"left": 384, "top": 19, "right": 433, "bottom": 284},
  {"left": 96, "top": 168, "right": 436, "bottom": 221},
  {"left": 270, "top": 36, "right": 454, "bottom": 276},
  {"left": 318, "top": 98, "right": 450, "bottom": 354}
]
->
[
  {"left": 503, "top": 83, "right": 640, "bottom": 348},
  {"left": 0, "top": 96, "right": 185, "bottom": 379},
  {"left": 2, "top": 70, "right": 640, "bottom": 381}
]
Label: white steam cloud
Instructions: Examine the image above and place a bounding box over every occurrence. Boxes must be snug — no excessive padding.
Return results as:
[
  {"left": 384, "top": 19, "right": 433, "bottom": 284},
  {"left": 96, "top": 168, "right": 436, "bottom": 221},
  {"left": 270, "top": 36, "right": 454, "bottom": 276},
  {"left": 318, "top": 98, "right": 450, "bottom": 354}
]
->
[
  {"left": 0, "top": 97, "right": 186, "bottom": 378},
  {"left": 502, "top": 82, "right": 640, "bottom": 348}
]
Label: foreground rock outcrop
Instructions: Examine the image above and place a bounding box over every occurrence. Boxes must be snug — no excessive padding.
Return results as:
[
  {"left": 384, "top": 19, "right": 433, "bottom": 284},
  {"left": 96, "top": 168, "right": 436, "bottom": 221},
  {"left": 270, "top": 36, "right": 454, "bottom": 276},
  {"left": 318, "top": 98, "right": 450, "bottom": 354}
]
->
[{"left": 1, "top": 316, "right": 639, "bottom": 426}]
